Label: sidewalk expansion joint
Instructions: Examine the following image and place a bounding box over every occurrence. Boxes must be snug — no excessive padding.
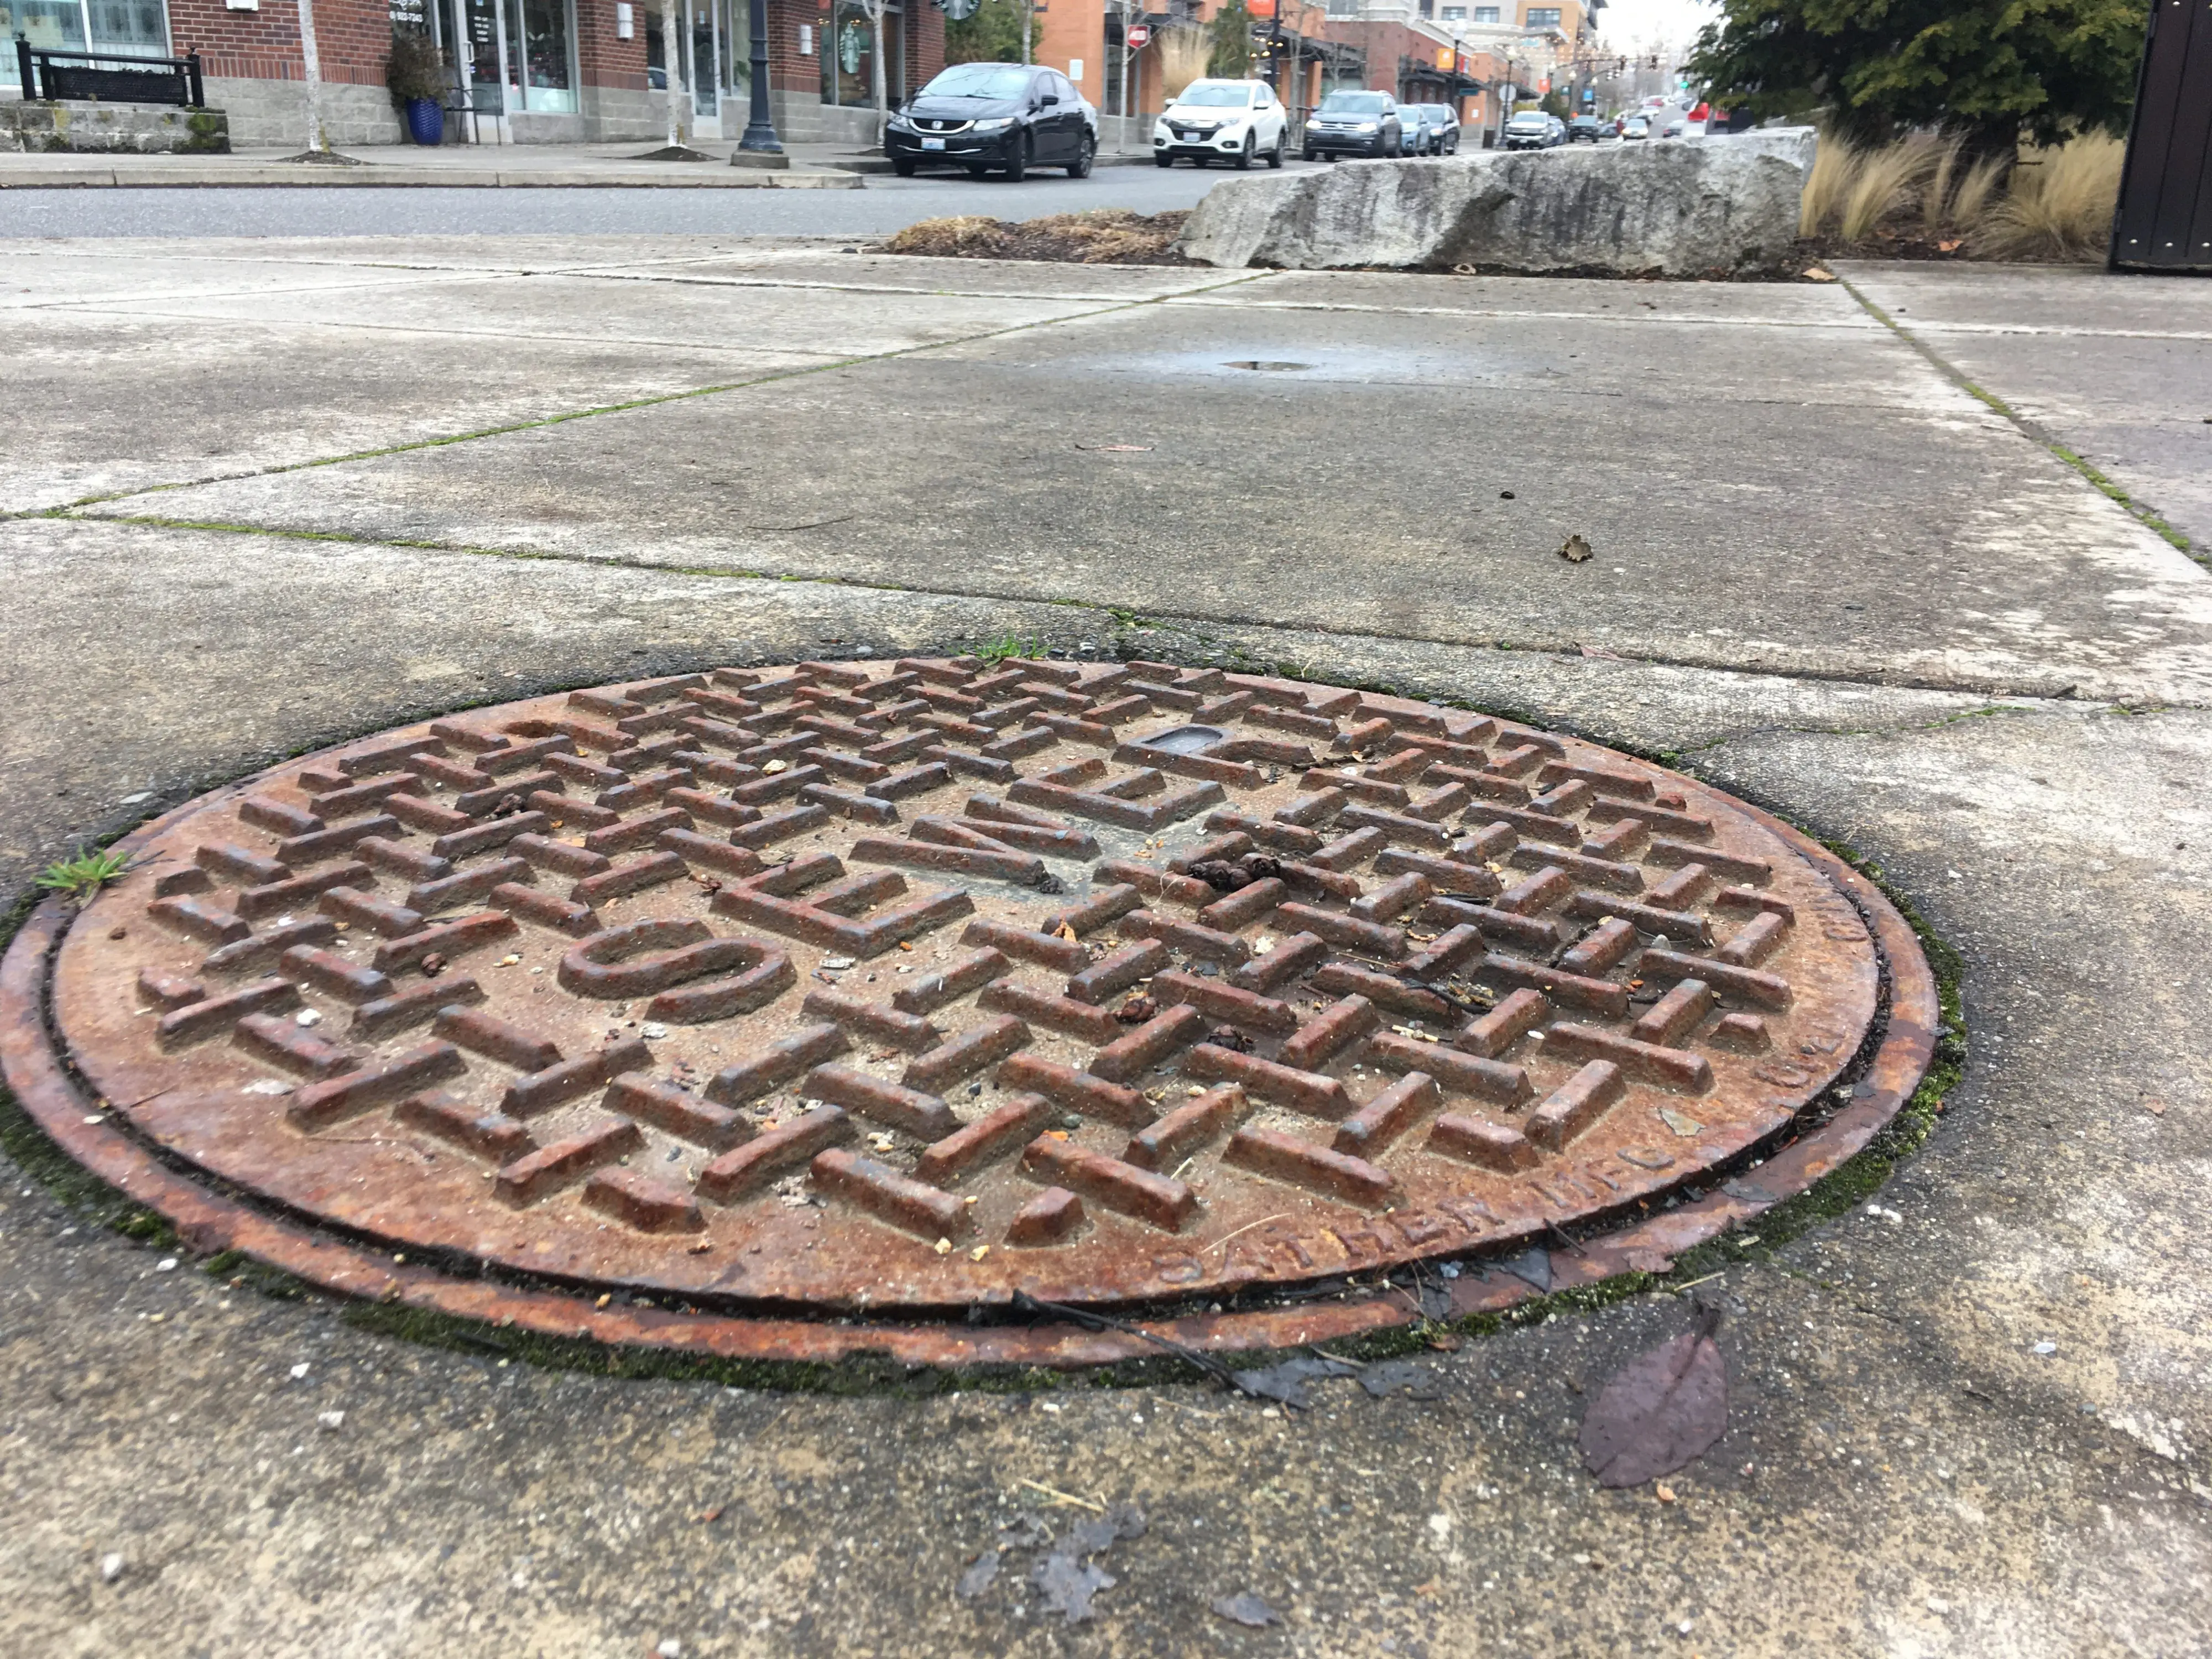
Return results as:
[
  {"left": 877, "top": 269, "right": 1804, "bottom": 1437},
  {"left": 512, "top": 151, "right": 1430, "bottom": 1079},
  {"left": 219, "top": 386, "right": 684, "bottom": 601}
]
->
[
  {"left": 46, "top": 508, "right": 2173, "bottom": 712},
  {"left": 1840, "top": 278, "right": 2200, "bottom": 565}
]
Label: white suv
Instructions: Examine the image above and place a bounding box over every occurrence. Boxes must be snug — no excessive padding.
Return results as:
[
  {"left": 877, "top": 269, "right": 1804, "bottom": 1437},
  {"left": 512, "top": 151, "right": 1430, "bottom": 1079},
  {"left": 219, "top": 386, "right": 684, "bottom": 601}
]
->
[{"left": 1154, "top": 79, "right": 1288, "bottom": 169}]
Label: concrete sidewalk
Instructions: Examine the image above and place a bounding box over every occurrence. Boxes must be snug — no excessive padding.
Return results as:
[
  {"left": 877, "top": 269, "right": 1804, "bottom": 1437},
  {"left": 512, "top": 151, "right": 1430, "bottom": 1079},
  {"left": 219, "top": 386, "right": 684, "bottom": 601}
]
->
[
  {"left": 0, "top": 135, "right": 1166, "bottom": 188},
  {"left": 2, "top": 240, "right": 2208, "bottom": 1656},
  {"left": 0, "top": 138, "right": 865, "bottom": 188}
]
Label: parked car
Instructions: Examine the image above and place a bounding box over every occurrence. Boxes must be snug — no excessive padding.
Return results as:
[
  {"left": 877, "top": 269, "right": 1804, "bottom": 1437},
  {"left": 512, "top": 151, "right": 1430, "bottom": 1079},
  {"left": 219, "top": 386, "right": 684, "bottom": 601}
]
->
[
  {"left": 1621, "top": 113, "right": 1650, "bottom": 140},
  {"left": 1567, "top": 114, "right": 1605, "bottom": 143},
  {"left": 1417, "top": 103, "right": 1462, "bottom": 154},
  {"left": 1397, "top": 103, "right": 1432, "bottom": 155},
  {"left": 884, "top": 62, "right": 1097, "bottom": 180},
  {"left": 1501, "top": 110, "right": 1565, "bottom": 150},
  {"left": 1301, "top": 89, "right": 1404, "bottom": 160},
  {"left": 1151, "top": 76, "right": 1288, "bottom": 169}
]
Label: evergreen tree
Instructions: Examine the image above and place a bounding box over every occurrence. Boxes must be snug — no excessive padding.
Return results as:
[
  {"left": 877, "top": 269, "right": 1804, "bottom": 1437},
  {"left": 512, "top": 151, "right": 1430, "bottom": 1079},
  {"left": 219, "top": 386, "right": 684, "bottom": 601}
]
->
[
  {"left": 1686, "top": 0, "right": 2147, "bottom": 151},
  {"left": 946, "top": 0, "right": 1027, "bottom": 65},
  {"left": 1209, "top": 0, "right": 1254, "bottom": 79}
]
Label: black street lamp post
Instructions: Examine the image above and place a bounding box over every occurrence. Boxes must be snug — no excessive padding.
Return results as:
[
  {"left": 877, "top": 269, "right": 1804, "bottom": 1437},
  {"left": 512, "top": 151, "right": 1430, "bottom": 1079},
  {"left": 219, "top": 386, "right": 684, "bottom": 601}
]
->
[{"left": 735, "top": 0, "right": 784, "bottom": 160}]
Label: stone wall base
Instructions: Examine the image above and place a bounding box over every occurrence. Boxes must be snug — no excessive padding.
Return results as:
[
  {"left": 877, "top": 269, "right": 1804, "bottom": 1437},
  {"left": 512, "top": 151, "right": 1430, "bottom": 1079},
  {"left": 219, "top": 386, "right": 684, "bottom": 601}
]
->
[
  {"left": 1, "top": 100, "right": 231, "bottom": 153},
  {"left": 204, "top": 78, "right": 403, "bottom": 148}
]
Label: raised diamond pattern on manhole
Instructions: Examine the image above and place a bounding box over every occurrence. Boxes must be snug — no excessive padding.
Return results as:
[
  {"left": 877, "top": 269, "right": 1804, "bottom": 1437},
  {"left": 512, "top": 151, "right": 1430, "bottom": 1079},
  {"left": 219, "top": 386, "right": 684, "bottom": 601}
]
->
[{"left": 23, "top": 659, "right": 1925, "bottom": 1355}]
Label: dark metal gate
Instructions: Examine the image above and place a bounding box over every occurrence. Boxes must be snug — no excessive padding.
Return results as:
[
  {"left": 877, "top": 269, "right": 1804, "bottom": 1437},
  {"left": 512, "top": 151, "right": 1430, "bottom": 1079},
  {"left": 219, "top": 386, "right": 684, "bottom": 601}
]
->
[{"left": 2111, "top": 0, "right": 2212, "bottom": 272}]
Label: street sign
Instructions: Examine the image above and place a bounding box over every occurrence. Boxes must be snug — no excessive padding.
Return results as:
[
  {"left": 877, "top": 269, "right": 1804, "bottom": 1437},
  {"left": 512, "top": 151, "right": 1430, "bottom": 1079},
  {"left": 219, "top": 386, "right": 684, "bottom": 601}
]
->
[{"left": 1125, "top": 21, "right": 1149, "bottom": 49}]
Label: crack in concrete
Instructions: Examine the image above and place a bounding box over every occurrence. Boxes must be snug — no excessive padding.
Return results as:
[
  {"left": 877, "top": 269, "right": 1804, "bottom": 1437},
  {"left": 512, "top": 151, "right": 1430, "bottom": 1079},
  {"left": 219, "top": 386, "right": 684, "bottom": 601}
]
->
[
  {"left": 1840, "top": 276, "right": 2200, "bottom": 562},
  {"left": 7, "top": 267, "right": 1272, "bottom": 521}
]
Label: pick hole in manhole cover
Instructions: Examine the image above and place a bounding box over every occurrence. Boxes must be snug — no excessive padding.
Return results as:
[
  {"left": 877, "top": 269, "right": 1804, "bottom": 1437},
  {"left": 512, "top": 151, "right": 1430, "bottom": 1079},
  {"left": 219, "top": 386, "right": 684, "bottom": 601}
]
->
[
  {"left": 1223, "top": 360, "right": 1314, "bottom": 372},
  {"left": 3, "top": 658, "right": 1934, "bottom": 1368}
]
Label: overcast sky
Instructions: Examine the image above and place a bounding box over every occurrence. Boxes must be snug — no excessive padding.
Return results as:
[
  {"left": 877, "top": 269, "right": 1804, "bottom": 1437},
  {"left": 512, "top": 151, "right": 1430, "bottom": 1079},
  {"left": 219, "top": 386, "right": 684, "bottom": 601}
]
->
[{"left": 1594, "top": 0, "right": 1720, "bottom": 59}]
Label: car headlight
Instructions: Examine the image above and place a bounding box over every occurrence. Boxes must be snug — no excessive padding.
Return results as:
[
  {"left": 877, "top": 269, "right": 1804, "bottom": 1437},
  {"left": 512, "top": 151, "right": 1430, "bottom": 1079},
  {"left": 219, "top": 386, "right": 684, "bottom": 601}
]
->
[
  {"left": 1355, "top": 121, "right": 1378, "bottom": 133},
  {"left": 974, "top": 117, "right": 1014, "bottom": 132},
  {"left": 886, "top": 112, "right": 912, "bottom": 130}
]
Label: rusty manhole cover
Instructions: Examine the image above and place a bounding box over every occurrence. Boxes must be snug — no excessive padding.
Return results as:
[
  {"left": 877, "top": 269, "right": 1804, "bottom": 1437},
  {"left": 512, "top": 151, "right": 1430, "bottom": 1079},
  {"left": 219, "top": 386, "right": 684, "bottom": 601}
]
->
[{"left": 4, "top": 659, "right": 1935, "bottom": 1366}]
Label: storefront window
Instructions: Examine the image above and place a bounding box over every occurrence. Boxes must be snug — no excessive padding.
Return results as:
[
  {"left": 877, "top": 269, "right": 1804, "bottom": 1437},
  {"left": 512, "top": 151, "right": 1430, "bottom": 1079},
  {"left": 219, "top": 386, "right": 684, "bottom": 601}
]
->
[
  {"left": 2, "top": 0, "right": 88, "bottom": 75},
  {"left": 5, "top": 0, "right": 170, "bottom": 92},
  {"left": 717, "top": 0, "right": 750, "bottom": 106},
  {"left": 821, "top": 0, "right": 901, "bottom": 108},
  {"left": 85, "top": 0, "right": 165, "bottom": 51},
  {"left": 455, "top": 0, "right": 575, "bottom": 114},
  {"left": 649, "top": 0, "right": 746, "bottom": 117},
  {"left": 514, "top": 0, "right": 575, "bottom": 110}
]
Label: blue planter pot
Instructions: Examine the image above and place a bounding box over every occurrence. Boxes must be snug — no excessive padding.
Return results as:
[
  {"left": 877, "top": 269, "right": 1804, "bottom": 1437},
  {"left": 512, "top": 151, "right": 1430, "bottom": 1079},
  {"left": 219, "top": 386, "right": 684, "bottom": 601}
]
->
[{"left": 405, "top": 97, "right": 444, "bottom": 146}]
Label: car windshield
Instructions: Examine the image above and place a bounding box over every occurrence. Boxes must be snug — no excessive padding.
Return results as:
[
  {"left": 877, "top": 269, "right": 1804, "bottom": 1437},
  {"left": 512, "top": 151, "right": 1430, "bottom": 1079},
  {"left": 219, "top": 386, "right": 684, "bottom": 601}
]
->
[
  {"left": 1507, "top": 113, "right": 1548, "bottom": 127},
  {"left": 921, "top": 64, "right": 1033, "bottom": 100},
  {"left": 1428, "top": 107, "right": 1453, "bottom": 120},
  {"left": 1318, "top": 92, "right": 1389, "bottom": 114},
  {"left": 1176, "top": 84, "right": 1251, "bottom": 107}
]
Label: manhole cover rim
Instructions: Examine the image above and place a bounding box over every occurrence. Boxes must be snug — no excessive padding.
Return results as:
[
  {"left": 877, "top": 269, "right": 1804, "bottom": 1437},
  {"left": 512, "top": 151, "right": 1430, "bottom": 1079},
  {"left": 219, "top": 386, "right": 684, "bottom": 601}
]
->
[{"left": 4, "top": 665, "right": 1938, "bottom": 1366}]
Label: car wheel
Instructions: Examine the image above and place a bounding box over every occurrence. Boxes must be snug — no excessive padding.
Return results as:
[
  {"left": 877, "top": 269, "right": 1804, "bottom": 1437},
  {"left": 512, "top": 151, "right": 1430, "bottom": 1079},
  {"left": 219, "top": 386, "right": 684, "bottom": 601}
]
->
[
  {"left": 1233, "top": 132, "right": 1254, "bottom": 170},
  {"left": 891, "top": 157, "right": 916, "bottom": 177},
  {"left": 1155, "top": 152, "right": 1173, "bottom": 168},
  {"left": 1003, "top": 132, "right": 1028, "bottom": 182},
  {"left": 1067, "top": 133, "right": 1094, "bottom": 178},
  {"left": 1301, "top": 146, "right": 1316, "bottom": 161},
  {"left": 1267, "top": 133, "right": 1285, "bottom": 169}
]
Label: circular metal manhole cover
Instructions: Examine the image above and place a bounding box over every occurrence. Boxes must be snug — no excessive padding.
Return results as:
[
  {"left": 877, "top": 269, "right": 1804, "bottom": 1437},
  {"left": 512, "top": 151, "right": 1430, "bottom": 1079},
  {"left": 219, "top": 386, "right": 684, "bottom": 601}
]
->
[{"left": 7, "top": 658, "right": 1933, "bottom": 1365}]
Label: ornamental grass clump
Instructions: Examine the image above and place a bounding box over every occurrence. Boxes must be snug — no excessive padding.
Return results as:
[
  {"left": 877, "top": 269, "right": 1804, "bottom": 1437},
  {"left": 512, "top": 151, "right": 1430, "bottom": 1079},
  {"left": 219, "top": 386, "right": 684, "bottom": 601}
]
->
[{"left": 1973, "top": 133, "right": 2124, "bottom": 261}]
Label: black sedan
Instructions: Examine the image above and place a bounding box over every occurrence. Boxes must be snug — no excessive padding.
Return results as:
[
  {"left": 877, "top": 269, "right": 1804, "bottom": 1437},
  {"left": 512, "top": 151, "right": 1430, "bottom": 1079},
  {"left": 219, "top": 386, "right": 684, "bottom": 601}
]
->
[
  {"left": 1418, "top": 103, "right": 1462, "bottom": 154},
  {"left": 1301, "top": 90, "right": 1403, "bottom": 160},
  {"left": 884, "top": 62, "right": 1097, "bottom": 180},
  {"left": 1567, "top": 114, "right": 1606, "bottom": 143}
]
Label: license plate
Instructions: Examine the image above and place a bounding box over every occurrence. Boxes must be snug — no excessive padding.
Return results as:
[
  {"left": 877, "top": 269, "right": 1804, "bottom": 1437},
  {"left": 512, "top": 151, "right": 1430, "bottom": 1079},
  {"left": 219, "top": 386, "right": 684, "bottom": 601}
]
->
[{"left": 921, "top": 137, "right": 945, "bottom": 150}]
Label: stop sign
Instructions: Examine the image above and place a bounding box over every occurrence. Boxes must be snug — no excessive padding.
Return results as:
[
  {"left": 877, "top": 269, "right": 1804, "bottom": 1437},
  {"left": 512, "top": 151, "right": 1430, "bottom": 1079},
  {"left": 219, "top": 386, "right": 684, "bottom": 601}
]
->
[{"left": 1125, "top": 22, "right": 1150, "bottom": 48}]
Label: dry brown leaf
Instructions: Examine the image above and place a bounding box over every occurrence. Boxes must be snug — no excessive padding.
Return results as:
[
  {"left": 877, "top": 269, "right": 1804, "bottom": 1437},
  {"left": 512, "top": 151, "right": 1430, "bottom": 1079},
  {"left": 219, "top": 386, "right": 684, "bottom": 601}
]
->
[{"left": 1580, "top": 1313, "right": 1729, "bottom": 1488}]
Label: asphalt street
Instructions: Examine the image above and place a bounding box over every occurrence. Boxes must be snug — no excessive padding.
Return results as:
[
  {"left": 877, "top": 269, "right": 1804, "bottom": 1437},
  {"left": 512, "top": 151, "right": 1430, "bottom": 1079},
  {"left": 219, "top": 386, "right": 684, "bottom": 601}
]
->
[
  {"left": 3, "top": 236, "right": 2209, "bottom": 1655},
  {"left": 0, "top": 160, "right": 1322, "bottom": 237}
]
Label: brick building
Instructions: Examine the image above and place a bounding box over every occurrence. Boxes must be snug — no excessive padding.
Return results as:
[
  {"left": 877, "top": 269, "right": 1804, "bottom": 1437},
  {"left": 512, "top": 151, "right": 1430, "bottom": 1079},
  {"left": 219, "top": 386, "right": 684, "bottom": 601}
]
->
[{"left": 3, "top": 0, "right": 943, "bottom": 145}]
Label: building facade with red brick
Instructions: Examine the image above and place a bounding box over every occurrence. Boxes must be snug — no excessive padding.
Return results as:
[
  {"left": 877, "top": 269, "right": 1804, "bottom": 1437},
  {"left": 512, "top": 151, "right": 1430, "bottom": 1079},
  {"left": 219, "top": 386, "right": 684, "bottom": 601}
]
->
[{"left": 3, "top": 0, "right": 943, "bottom": 145}]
